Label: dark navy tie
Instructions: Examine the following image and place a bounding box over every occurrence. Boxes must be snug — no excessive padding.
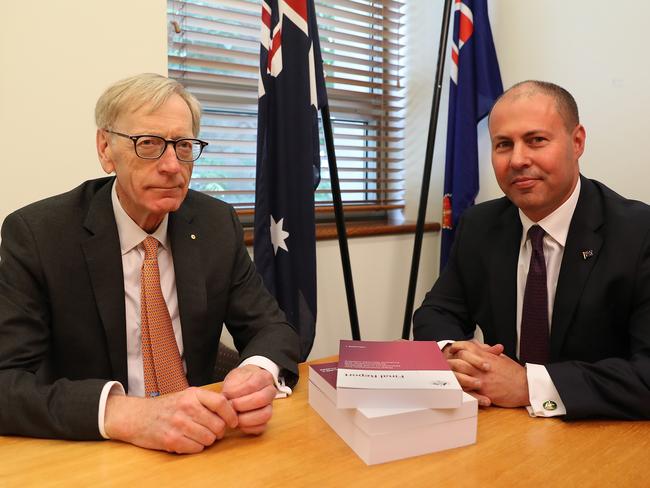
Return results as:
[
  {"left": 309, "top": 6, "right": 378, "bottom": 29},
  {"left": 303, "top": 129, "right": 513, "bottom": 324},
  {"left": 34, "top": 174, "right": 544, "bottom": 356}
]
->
[{"left": 520, "top": 225, "right": 550, "bottom": 364}]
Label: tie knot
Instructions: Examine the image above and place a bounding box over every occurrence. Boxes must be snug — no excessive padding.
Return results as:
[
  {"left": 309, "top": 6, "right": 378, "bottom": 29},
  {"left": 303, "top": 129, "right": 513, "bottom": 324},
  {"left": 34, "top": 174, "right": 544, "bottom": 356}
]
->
[
  {"left": 528, "top": 225, "right": 545, "bottom": 251},
  {"left": 143, "top": 236, "right": 159, "bottom": 259}
]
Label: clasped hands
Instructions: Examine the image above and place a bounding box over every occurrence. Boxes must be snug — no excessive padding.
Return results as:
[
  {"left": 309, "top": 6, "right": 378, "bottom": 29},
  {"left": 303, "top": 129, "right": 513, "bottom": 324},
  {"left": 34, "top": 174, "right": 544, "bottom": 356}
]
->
[
  {"left": 443, "top": 340, "right": 530, "bottom": 408},
  {"left": 105, "top": 364, "right": 277, "bottom": 454}
]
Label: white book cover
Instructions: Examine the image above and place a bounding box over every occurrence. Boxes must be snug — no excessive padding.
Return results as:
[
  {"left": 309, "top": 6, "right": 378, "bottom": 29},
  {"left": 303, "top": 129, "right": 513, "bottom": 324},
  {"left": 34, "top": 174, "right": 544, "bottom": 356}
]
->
[
  {"left": 308, "top": 380, "right": 477, "bottom": 465},
  {"left": 309, "top": 363, "right": 477, "bottom": 432},
  {"left": 314, "top": 357, "right": 461, "bottom": 409}
]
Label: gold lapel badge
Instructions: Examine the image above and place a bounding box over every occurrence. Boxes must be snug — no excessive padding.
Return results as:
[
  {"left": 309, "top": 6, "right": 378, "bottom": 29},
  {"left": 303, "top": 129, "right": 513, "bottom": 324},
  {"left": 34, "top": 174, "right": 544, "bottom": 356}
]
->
[{"left": 543, "top": 400, "right": 558, "bottom": 411}]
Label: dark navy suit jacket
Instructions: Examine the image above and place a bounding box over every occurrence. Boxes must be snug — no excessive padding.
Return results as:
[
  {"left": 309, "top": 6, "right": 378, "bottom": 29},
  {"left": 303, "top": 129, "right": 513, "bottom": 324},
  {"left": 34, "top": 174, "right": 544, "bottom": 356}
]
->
[{"left": 414, "top": 176, "right": 650, "bottom": 420}]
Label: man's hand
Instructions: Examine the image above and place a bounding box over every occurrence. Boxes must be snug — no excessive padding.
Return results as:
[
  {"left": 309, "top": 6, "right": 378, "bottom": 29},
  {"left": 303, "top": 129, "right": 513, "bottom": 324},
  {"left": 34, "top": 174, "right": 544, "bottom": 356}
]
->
[
  {"left": 222, "top": 365, "right": 277, "bottom": 435},
  {"left": 104, "top": 387, "right": 238, "bottom": 454},
  {"left": 470, "top": 351, "right": 530, "bottom": 407},
  {"left": 443, "top": 341, "right": 502, "bottom": 406},
  {"left": 444, "top": 341, "right": 529, "bottom": 408}
]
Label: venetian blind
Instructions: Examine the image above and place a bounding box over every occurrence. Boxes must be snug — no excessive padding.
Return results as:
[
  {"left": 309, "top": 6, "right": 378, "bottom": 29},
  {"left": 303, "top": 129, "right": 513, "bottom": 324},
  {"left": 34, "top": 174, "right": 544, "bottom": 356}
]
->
[{"left": 168, "top": 0, "right": 405, "bottom": 217}]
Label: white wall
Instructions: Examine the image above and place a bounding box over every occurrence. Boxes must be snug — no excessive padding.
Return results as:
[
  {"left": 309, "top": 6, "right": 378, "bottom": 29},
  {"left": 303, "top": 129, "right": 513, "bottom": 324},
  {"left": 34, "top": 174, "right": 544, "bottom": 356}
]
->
[
  {"left": 484, "top": 0, "right": 650, "bottom": 205},
  {"left": 308, "top": 234, "right": 436, "bottom": 359},
  {"left": 404, "top": 0, "right": 650, "bottom": 299},
  {"left": 0, "top": 0, "right": 168, "bottom": 222},
  {"left": 3, "top": 1, "right": 649, "bottom": 361}
]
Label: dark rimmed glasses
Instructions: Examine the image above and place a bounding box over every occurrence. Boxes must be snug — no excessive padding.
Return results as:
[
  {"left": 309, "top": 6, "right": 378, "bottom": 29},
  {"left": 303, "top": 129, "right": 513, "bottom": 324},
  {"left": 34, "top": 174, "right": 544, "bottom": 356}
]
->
[{"left": 104, "top": 129, "right": 208, "bottom": 162}]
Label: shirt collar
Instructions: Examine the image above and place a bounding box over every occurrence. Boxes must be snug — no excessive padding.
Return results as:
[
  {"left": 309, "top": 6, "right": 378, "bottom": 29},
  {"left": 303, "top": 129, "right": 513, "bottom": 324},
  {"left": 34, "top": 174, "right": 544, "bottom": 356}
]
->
[
  {"left": 111, "top": 180, "right": 169, "bottom": 255},
  {"left": 518, "top": 177, "right": 581, "bottom": 248}
]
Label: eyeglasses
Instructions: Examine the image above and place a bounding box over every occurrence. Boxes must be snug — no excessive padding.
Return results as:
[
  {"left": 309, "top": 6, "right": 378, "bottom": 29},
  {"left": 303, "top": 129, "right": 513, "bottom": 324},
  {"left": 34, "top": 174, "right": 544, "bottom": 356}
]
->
[{"left": 104, "top": 129, "right": 208, "bottom": 162}]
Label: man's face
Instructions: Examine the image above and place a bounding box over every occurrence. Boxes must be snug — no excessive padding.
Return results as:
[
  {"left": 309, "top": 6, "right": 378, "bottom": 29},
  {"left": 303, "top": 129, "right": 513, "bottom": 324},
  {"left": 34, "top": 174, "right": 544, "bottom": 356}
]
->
[
  {"left": 488, "top": 91, "right": 585, "bottom": 222},
  {"left": 96, "top": 93, "right": 194, "bottom": 232}
]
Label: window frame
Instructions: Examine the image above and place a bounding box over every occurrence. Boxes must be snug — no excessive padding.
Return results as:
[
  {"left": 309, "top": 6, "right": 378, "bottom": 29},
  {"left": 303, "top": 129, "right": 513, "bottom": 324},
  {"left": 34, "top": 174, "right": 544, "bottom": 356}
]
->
[{"left": 167, "top": 0, "right": 405, "bottom": 222}]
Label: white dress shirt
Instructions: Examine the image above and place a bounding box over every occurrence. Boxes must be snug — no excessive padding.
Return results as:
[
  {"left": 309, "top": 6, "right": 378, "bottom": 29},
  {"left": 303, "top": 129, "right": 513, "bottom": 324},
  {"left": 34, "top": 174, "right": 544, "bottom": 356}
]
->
[
  {"left": 98, "top": 181, "right": 289, "bottom": 438},
  {"left": 439, "top": 179, "right": 581, "bottom": 418},
  {"left": 518, "top": 178, "right": 580, "bottom": 417}
]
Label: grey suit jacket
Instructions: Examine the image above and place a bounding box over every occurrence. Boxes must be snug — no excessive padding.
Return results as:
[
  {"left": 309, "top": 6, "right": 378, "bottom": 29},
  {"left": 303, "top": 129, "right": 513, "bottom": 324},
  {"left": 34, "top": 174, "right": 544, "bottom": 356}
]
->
[
  {"left": 413, "top": 176, "right": 650, "bottom": 420},
  {"left": 0, "top": 177, "right": 300, "bottom": 439}
]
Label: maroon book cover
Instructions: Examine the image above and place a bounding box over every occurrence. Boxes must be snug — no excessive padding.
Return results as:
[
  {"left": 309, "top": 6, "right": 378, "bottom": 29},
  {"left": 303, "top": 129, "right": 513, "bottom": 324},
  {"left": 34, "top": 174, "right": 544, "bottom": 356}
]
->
[
  {"left": 338, "top": 340, "right": 449, "bottom": 371},
  {"left": 311, "top": 362, "right": 338, "bottom": 389},
  {"left": 336, "top": 340, "right": 456, "bottom": 390}
]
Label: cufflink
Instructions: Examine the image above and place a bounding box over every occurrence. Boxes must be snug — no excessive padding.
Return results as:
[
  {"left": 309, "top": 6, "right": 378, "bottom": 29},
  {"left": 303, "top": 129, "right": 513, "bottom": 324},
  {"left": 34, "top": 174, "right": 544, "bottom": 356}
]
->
[
  {"left": 543, "top": 400, "right": 557, "bottom": 411},
  {"left": 190, "top": 234, "right": 197, "bottom": 240}
]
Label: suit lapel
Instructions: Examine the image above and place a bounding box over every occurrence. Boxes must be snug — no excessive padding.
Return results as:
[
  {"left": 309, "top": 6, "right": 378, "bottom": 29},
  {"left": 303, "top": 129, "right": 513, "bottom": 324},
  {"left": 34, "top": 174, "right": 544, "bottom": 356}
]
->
[
  {"left": 169, "top": 201, "right": 207, "bottom": 386},
  {"left": 80, "top": 180, "right": 128, "bottom": 387},
  {"left": 488, "top": 204, "right": 521, "bottom": 357},
  {"left": 551, "top": 177, "right": 603, "bottom": 359}
]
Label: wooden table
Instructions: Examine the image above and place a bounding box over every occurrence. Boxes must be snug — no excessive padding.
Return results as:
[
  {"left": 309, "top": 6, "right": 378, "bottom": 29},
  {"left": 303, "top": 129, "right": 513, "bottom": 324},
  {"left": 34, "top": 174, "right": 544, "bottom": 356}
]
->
[{"left": 1, "top": 358, "right": 648, "bottom": 487}]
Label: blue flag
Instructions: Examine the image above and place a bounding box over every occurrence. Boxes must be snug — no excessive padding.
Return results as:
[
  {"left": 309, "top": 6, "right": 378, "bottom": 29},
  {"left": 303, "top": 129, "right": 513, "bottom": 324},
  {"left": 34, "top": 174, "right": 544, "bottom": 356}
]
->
[
  {"left": 440, "top": 0, "right": 503, "bottom": 268},
  {"left": 254, "top": 0, "right": 327, "bottom": 361}
]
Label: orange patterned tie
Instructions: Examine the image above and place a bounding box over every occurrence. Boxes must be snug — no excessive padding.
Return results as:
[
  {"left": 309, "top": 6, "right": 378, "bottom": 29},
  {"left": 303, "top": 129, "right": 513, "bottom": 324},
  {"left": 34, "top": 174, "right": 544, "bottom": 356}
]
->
[{"left": 140, "top": 236, "right": 189, "bottom": 397}]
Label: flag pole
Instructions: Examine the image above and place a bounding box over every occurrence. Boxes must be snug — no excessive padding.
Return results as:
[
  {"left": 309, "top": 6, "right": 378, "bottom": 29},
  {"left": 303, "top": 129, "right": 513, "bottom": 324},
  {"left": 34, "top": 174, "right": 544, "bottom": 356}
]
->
[
  {"left": 401, "top": 0, "right": 454, "bottom": 340},
  {"left": 321, "top": 104, "right": 361, "bottom": 340}
]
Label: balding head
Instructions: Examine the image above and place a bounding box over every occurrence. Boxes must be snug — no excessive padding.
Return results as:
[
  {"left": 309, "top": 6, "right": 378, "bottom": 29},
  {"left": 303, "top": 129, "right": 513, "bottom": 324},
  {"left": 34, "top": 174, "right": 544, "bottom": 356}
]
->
[{"left": 490, "top": 80, "right": 579, "bottom": 132}]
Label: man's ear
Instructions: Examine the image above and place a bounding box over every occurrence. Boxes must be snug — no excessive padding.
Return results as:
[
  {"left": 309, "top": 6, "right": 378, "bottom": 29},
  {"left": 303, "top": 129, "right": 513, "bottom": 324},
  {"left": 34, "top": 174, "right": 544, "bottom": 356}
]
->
[
  {"left": 96, "top": 129, "right": 116, "bottom": 174},
  {"left": 572, "top": 124, "right": 586, "bottom": 160}
]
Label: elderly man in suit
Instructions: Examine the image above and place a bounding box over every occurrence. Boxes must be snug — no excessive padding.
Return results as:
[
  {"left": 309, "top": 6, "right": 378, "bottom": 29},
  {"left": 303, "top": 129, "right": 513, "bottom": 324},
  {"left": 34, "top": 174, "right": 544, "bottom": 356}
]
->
[
  {"left": 0, "top": 73, "right": 300, "bottom": 453},
  {"left": 414, "top": 80, "right": 650, "bottom": 420}
]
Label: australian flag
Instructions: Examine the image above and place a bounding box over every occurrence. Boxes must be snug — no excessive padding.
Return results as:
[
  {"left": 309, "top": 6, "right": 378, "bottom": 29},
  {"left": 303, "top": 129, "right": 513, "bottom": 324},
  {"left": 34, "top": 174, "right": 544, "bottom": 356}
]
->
[
  {"left": 254, "top": 0, "right": 327, "bottom": 361},
  {"left": 440, "top": 0, "right": 502, "bottom": 268}
]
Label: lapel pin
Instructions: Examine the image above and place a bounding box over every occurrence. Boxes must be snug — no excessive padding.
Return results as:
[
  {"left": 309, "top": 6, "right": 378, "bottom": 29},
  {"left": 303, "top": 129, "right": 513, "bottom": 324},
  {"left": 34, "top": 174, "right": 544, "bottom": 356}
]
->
[
  {"left": 190, "top": 234, "right": 197, "bottom": 240},
  {"left": 581, "top": 249, "right": 594, "bottom": 260}
]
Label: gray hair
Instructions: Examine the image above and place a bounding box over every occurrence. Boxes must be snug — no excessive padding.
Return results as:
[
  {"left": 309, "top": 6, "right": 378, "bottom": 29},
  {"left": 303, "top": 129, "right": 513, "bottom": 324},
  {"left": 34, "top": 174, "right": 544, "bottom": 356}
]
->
[{"left": 95, "top": 73, "right": 201, "bottom": 136}]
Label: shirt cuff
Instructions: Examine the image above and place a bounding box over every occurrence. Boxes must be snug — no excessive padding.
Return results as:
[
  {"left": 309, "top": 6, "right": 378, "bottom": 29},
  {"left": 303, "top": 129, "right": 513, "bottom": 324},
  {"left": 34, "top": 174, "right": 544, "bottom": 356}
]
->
[
  {"left": 437, "top": 340, "right": 454, "bottom": 352},
  {"left": 239, "top": 355, "right": 292, "bottom": 398},
  {"left": 525, "top": 363, "right": 567, "bottom": 417},
  {"left": 98, "top": 381, "right": 126, "bottom": 439}
]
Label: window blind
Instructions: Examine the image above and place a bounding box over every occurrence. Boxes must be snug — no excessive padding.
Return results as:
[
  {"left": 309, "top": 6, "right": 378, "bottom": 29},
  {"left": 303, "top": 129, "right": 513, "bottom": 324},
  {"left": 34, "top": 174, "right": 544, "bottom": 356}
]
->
[{"left": 168, "top": 0, "right": 405, "bottom": 216}]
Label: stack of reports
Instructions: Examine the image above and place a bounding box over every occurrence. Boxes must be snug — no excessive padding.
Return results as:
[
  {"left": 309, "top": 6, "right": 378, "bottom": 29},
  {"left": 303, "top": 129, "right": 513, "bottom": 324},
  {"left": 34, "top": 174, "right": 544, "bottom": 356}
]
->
[{"left": 308, "top": 340, "right": 477, "bottom": 465}]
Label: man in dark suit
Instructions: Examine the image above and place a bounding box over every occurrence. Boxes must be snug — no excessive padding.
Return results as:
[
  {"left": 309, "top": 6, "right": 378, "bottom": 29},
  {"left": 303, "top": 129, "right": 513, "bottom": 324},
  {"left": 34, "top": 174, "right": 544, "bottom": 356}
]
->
[
  {"left": 0, "top": 73, "right": 300, "bottom": 452},
  {"left": 414, "top": 80, "right": 650, "bottom": 420}
]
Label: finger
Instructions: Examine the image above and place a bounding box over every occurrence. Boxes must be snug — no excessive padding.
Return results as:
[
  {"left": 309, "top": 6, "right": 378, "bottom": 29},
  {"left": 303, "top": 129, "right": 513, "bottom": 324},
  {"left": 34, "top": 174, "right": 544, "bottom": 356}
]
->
[
  {"left": 177, "top": 420, "right": 219, "bottom": 446},
  {"left": 447, "top": 342, "right": 482, "bottom": 357},
  {"left": 451, "top": 341, "right": 501, "bottom": 356},
  {"left": 466, "top": 391, "right": 492, "bottom": 408},
  {"left": 223, "top": 367, "right": 274, "bottom": 400},
  {"left": 477, "top": 342, "right": 505, "bottom": 355},
  {"left": 239, "top": 423, "right": 268, "bottom": 435},
  {"left": 170, "top": 389, "right": 230, "bottom": 438},
  {"left": 221, "top": 368, "right": 251, "bottom": 397},
  {"left": 171, "top": 440, "right": 205, "bottom": 454},
  {"left": 452, "top": 371, "right": 483, "bottom": 391},
  {"left": 195, "top": 390, "right": 239, "bottom": 429},
  {"left": 450, "top": 349, "right": 492, "bottom": 372},
  {"left": 230, "top": 384, "right": 277, "bottom": 413},
  {"left": 447, "top": 358, "right": 483, "bottom": 377},
  {"left": 237, "top": 404, "right": 273, "bottom": 430},
  {"left": 441, "top": 343, "right": 454, "bottom": 359},
  {"left": 186, "top": 407, "right": 228, "bottom": 441},
  {"left": 160, "top": 430, "right": 207, "bottom": 454},
  {"left": 447, "top": 340, "right": 473, "bottom": 352}
]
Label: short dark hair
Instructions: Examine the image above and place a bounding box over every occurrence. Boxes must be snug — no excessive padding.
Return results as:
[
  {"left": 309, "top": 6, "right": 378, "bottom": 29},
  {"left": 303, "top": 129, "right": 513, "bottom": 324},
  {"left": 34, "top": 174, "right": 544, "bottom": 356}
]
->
[{"left": 491, "top": 80, "right": 580, "bottom": 131}]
